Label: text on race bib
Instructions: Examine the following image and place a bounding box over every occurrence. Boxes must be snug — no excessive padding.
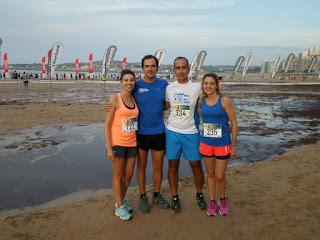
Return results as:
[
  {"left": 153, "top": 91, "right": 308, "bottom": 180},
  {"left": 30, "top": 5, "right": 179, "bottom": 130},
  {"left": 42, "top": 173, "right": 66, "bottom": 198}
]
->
[
  {"left": 203, "top": 123, "right": 222, "bottom": 138},
  {"left": 172, "top": 104, "right": 190, "bottom": 118},
  {"left": 122, "top": 117, "right": 138, "bottom": 132}
]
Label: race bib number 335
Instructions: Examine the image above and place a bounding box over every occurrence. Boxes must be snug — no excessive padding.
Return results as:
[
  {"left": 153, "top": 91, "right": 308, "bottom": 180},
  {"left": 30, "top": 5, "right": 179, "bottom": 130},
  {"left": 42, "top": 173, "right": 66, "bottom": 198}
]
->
[
  {"left": 122, "top": 117, "right": 138, "bottom": 132},
  {"left": 203, "top": 123, "right": 222, "bottom": 138}
]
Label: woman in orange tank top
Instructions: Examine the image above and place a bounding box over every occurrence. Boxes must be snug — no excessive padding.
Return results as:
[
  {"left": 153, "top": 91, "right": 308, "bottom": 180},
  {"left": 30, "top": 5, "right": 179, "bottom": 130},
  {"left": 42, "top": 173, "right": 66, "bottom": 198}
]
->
[{"left": 105, "top": 69, "right": 139, "bottom": 220}]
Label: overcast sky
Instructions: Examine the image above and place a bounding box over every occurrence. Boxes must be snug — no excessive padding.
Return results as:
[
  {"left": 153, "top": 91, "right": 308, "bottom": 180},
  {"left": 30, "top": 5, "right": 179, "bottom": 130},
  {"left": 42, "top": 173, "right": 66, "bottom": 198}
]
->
[{"left": 0, "top": 0, "right": 319, "bottom": 65}]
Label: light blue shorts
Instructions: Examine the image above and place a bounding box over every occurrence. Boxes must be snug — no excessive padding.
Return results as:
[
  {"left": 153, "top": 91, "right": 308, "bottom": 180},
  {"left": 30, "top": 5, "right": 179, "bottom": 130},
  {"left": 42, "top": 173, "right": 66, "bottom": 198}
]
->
[{"left": 166, "top": 129, "right": 201, "bottom": 161}]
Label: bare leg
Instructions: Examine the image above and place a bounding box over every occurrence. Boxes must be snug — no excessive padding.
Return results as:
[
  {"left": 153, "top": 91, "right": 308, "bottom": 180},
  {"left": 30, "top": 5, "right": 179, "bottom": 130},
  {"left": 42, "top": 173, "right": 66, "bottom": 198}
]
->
[
  {"left": 151, "top": 150, "right": 165, "bottom": 192},
  {"left": 122, "top": 156, "right": 136, "bottom": 199},
  {"left": 215, "top": 159, "right": 229, "bottom": 198},
  {"left": 168, "top": 159, "right": 180, "bottom": 196},
  {"left": 112, "top": 157, "right": 125, "bottom": 206},
  {"left": 189, "top": 160, "right": 204, "bottom": 193},
  {"left": 204, "top": 157, "right": 216, "bottom": 200},
  {"left": 137, "top": 149, "right": 148, "bottom": 194}
]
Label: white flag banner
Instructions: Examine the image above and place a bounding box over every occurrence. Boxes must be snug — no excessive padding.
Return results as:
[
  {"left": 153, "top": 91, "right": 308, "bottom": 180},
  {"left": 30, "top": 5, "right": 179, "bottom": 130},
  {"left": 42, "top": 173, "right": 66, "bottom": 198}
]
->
[
  {"left": 50, "top": 42, "right": 64, "bottom": 78},
  {"left": 307, "top": 55, "right": 318, "bottom": 73},
  {"left": 233, "top": 56, "right": 245, "bottom": 74},
  {"left": 272, "top": 55, "right": 283, "bottom": 79},
  {"left": 196, "top": 50, "right": 207, "bottom": 71},
  {"left": 102, "top": 45, "right": 117, "bottom": 78},
  {"left": 242, "top": 53, "right": 253, "bottom": 79},
  {"left": 155, "top": 49, "right": 166, "bottom": 66},
  {"left": 188, "top": 52, "right": 200, "bottom": 78},
  {"left": 284, "top": 53, "right": 295, "bottom": 73}
]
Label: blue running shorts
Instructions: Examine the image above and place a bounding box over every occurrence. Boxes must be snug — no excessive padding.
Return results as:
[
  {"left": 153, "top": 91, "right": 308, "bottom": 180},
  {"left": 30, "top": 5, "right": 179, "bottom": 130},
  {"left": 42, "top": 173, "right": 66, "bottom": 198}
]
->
[{"left": 166, "top": 129, "right": 201, "bottom": 161}]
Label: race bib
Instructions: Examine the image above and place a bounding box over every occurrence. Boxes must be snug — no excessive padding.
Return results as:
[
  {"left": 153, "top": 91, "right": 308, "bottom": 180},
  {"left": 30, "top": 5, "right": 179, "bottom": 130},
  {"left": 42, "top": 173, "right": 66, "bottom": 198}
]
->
[
  {"left": 203, "top": 123, "right": 222, "bottom": 138},
  {"left": 172, "top": 104, "right": 190, "bottom": 118},
  {"left": 122, "top": 117, "right": 138, "bottom": 132}
]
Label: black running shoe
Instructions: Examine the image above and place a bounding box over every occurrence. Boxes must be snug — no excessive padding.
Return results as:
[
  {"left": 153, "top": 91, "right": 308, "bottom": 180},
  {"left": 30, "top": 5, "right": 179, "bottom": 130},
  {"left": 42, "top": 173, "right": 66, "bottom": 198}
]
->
[
  {"left": 196, "top": 193, "right": 207, "bottom": 210},
  {"left": 171, "top": 196, "right": 181, "bottom": 213}
]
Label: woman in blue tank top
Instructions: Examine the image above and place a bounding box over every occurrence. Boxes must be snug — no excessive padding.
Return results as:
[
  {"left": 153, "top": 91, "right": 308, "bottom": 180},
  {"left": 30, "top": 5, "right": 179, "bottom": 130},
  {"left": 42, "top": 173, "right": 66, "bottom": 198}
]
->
[{"left": 198, "top": 73, "right": 238, "bottom": 217}]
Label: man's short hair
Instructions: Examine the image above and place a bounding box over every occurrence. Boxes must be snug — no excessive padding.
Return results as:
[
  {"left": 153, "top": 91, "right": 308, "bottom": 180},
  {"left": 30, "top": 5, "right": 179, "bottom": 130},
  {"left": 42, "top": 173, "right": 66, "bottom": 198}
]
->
[
  {"left": 141, "top": 55, "right": 159, "bottom": 68},
  {"left": 173, "top": 57, "right": 189, "bottom": 67}
]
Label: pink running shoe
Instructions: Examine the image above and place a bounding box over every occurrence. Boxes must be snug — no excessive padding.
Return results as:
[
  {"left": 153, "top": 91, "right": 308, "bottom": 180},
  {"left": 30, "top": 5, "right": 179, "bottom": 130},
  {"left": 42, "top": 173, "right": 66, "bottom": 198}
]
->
[
  {"left": 207, "top": 200, "right": 217, "bottom": 216},
  {"left": 219, "top": 199, "right": 229, "bottom": 216}
]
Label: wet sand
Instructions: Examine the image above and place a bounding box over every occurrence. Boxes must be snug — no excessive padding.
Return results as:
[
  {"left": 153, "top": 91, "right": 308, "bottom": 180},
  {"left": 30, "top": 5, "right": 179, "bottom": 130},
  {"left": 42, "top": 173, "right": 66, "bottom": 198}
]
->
[
  {"left": 0, "top": 142, "right": 319, "bottom": 240},
  {"left": 0, "top": 81, "right": 320, "bottom": 239}
]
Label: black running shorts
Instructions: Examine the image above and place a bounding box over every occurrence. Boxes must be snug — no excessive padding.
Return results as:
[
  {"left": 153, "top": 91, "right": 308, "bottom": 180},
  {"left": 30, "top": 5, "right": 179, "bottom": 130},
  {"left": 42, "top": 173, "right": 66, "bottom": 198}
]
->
[{"left": 137, "top": 133, "right": 166, "bottom": 151}]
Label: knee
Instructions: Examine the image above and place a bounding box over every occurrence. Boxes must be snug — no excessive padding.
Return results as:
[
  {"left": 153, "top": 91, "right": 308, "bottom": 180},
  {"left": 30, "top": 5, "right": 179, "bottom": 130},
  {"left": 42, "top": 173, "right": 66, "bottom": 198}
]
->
[
  {"left": 215, "top": 174, "right": 225, "bottom": 183},
  {"left": 169, "top": 163, "right": 179, "bottom": 173},
  {"left": 190, "top": 164, "right": 203, "bottom": 176},
  {"left": 113, "top": 171, "right": 124, "bottom": 180},
  {"left": 206, "top": 171, "right": 215, "bottom": 179},
  {"left": 137, "top": 161, "right": 147, "bottom": 170},
  {"left": 125, "top": 172, "right": 134, "bottom": 182},
  {"left": 153, "top": 163, "right": 163, "bottom": 173}
]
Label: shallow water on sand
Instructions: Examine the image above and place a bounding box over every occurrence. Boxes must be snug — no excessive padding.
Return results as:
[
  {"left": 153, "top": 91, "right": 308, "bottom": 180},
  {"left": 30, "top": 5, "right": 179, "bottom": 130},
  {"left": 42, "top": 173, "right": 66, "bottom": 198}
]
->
[{"left": 0, "top": 87, "right": 319, "bottom": 211}]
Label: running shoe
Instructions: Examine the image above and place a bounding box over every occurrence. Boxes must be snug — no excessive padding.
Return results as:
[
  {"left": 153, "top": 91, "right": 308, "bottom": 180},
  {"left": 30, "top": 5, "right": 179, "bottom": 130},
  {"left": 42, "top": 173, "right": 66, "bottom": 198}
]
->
[
  {"left": 115, "top": 200, "right": 133, "bottom": 213},
  {"left": 196, "top": 193, "right": 207, "bottom": 210},
  {"left": 207, "top": 200, "right": 217, "bottom": 216},
  {"left": 115, "top": 205, "right": 131, "bottom": 220},
  {"left": 171, "top": 196, "right": 181, "bottom": 213},
  {"left": 139, "top": 194, "right": 150, "bottom": 213},
  {"left": 218, "top": 198, "right": 229, "bottom": 216},
  {"left": 152, "top": 193, "right": 170, "bottom": 209}
]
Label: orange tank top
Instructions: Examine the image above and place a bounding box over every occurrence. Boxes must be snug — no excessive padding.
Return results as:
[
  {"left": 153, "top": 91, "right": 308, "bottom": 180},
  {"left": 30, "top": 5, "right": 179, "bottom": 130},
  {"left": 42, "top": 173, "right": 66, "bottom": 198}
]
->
[{"left": 111, "top": 93, "right": 139, "bottom": 147}]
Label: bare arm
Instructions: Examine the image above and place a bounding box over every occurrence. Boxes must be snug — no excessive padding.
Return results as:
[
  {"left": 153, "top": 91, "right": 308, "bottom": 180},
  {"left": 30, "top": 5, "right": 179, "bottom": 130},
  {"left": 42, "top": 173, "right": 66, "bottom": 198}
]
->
[
  {"left": 221, "top": 96, "right": 238, "bottom": 159},
  {"left": 105, "top": 95, "right": 117, "bottom": 161},
  {"left": 164, "top": 100, "right": 170, "bottom": 111}
]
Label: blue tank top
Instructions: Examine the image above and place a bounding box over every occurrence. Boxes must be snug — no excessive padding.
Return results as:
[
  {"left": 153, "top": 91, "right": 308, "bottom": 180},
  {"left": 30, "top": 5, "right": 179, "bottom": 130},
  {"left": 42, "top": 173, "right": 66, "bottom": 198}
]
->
[{"left": 200, "top": 96, "right": 231, "bottom": 146}]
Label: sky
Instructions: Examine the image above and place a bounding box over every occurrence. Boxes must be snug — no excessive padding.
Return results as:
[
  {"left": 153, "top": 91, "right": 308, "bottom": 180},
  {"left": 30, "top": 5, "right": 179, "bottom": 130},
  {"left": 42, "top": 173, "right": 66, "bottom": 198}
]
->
[{"left": 0, "top": 0, "right": 319, "bottom": 65}]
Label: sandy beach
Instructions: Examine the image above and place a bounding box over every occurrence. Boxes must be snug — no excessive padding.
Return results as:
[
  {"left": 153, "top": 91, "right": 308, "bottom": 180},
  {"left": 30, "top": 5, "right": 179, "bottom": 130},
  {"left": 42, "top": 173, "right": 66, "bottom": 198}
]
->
[{"left": 0, "top": 81, "right": 319, "bottom": 240}]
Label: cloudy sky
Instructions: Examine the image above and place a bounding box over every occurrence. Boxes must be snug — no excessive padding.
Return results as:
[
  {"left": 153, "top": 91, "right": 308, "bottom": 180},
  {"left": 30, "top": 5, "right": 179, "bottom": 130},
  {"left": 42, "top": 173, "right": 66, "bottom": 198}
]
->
[{"left": 0, "top": 0, "right": 319, "bottom": 65}]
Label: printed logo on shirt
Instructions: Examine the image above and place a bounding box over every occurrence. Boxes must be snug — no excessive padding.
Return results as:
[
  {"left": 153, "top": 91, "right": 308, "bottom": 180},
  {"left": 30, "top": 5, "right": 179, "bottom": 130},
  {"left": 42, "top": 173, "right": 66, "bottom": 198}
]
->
[
  {"left": 173, "top": 92, "right": 190, "bottom": 104},
  {"left": 138, "top": 88, "right": 149, "bottom": 94}
]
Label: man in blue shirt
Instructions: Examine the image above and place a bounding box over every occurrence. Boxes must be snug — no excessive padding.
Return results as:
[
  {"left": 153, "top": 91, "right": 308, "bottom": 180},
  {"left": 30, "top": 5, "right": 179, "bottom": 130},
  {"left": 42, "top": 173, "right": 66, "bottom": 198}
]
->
[{"left": 132, "top": 55, "right": 170, "bottom": 212}]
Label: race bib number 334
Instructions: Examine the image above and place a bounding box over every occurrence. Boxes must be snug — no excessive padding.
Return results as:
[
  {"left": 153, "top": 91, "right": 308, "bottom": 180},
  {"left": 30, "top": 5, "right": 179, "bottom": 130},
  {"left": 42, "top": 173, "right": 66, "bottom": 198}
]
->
[
  {"left": 203, "top": 123, "right": 222, "bottom": 138},
  {"left": 122, "top": 117, "right": 138, "bottom": 132},
  {"left": 172, "top": 104, "right": 190, "bottom": 118}
]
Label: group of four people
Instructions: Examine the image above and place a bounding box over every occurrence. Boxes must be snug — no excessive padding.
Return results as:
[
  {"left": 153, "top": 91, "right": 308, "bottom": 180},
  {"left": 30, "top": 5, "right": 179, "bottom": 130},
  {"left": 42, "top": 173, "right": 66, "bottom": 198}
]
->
[{"left": 105, "top": 55, "right": 238, "bottom": 221}]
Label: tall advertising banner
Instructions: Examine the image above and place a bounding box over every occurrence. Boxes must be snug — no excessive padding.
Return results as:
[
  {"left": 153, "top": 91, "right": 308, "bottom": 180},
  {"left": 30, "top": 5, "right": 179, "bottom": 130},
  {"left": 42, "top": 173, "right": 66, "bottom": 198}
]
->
[
  {"left": 122, "top": 57, "right": 127, "bottom": 70},
  {"left": 89, "top": 52, "right": 94, "bottom": 79},
  {"left": 307, "top": 55, "right": 318, "bottom": 73},
  {"left": 155, "top": 49, "right": 166, "bottom": 66},
  {"left": 272, "top": 55, "right": 283, "bottom": 79},
  {"left": 102, "top": 45, "right": 117, "bottom": 80},
  {"left": 50, "top": 42, "right": 64, "bottom": 79},
  {"left": 4, "top": 52, "right": 8, "bottom": 75},
  {"left": 188, "top": 52, "right": 200, "bottom": 78},
  {"left": 233, "top": 56, "right": 245, "bottom": 74},
  {"left": 0, "top": 38, "right": 2, "bottom": 69},
  {"left": 196, "top": 50, "right": 207, "bottom": 71},
  {"left": 47, "top": 48, "right": 52, "bottom": 79},
  {"left": 284, "top": 53, "right": 295, "bottom": 73},
  {"left": 75, "top": 58, "right": 79, "bottom": 75},
  {"left": 41, "top": 56, "right": 46, "bottom": 79},
  {"left": 242, "top": 53, "right": 253, "bottom": 79}
]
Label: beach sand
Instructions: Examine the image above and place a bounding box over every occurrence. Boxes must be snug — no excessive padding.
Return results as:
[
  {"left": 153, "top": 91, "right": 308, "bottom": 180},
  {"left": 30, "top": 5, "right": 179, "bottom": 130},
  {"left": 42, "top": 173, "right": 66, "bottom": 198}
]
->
[
  {"left": 0, "top": 82, "right": 319, "bottom": 240},
  {"left": 0, "top": 142, "right": 319, "bottom": 240}
]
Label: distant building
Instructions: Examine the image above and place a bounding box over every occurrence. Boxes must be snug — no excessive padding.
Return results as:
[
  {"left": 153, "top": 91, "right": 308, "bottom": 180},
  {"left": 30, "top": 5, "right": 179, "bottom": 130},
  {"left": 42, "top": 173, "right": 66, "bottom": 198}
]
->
[{"left": 261, "top": 60, "right": 273, "bottom": 73}]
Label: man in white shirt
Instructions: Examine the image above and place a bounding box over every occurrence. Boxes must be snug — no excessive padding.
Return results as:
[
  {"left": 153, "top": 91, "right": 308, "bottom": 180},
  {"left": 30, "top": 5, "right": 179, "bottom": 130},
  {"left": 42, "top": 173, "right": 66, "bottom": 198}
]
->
[{"left": 165, "top": 57, "right": 207, "bottom": 213}]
